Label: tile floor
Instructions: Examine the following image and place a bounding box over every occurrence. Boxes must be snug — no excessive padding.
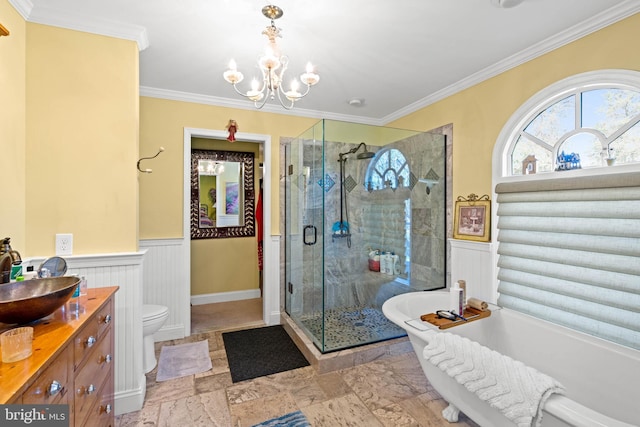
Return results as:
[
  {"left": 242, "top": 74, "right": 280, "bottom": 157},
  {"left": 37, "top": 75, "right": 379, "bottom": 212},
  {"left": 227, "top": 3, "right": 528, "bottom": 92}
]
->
[{"left": 115, "top": 299, "right": 478, "bottom": 427}]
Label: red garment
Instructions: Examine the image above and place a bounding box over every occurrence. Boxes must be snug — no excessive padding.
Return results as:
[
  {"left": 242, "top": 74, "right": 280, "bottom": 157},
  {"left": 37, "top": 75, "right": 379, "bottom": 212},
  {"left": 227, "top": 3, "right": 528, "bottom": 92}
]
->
[
  {"left": 227, "top": 124, "right": 237, "bottom": 142},
  {"left": 256, "top": 186, "right": 264, "bottom": 270}
]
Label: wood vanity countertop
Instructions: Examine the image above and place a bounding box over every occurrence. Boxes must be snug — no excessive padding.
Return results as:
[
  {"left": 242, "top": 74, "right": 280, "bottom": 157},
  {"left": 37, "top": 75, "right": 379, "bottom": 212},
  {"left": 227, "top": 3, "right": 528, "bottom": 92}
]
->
[{"left": 0, "top": 286, "right": 119, "bottom": 403}]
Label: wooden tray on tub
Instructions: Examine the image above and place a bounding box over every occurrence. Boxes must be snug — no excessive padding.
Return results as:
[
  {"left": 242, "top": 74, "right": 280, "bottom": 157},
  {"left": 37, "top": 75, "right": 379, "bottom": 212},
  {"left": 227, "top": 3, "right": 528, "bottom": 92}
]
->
[{"left": 420, "top": 307, "right": 491, "bottom": 329}]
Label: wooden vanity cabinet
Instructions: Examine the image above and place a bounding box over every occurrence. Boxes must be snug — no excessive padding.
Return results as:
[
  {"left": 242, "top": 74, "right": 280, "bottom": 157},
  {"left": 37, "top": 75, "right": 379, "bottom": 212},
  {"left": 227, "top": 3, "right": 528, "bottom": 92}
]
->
[
  {"left": 22, "top": 344, "right": 74, "bottom": 424},
  {"left": 0, "top": 287, "right": 118, "bottom": 427},
  {"left": 74, "top": 299, "right": 114, "bottom": 426}
]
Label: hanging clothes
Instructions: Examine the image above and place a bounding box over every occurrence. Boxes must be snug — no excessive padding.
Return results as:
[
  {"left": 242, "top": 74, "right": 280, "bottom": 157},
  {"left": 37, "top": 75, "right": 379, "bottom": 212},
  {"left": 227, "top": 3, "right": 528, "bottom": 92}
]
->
[{"left": 256, "top": 180, "right": 264, "bottom": 272}]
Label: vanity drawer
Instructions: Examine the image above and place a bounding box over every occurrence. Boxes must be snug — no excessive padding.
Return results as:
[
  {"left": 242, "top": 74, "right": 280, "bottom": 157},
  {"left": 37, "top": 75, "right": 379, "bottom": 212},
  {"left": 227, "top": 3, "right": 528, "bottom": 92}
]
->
[
  {"left": 23, "top": 344, "right": 71, "bottom": 406},
  {"left": 74, "top": 330, "right": 111, "bottom": 426},
  {"left": 93, "top": 376, "right": 114, "bottom": 427},
  {"left": 94, "top": 299, "right": 113, "bottom": 340},
  {"left": 73, "top": 300, "right": 112, "bottom": 369},
  {"left": 73, "top": 320, "right": 99, "bottom": 369}
]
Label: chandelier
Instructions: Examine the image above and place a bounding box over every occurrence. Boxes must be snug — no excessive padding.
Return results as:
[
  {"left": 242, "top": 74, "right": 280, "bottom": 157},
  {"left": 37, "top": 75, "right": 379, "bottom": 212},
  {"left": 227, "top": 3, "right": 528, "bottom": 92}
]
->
[{"left": 222, "top": 4, "right": 320, "bottom": 110}]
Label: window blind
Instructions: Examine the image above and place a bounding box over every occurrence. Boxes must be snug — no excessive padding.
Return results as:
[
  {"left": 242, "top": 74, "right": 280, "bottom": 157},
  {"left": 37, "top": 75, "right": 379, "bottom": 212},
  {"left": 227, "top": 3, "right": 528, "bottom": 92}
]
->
[{"left": 495, "top": 172, "right": 640, "bottom": 350}]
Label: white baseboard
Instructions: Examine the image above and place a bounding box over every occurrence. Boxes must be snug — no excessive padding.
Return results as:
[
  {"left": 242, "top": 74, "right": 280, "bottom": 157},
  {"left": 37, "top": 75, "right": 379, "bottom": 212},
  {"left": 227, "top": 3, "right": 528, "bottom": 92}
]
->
[
  {"left": 114, "top": 376, "right": 145, "bottom": 416},
  {"left": 190, "top": 289, "right": 261, "bottom": 306},
  {"left": 154, "top": 324, "right": 186, "bottom": 342},
  {"left": 266, "top": 309, "right": 281, "bottom": 325}
]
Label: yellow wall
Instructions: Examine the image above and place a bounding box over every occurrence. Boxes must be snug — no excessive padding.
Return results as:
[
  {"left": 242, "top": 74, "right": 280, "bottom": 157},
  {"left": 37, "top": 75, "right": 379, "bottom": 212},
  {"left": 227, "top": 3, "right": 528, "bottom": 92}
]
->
[
  {"left": 139, "top": 97, "right": 317, "bottom": 239},
  {"left": 390, "top": 13, "right": 640, "bottom": 201},
  {"left": 25, "top": 24, "right": 140, "bottom": 255},
  {"left": 0, "top": 3, "right": 26, "bottom": 254},
  {"left": 1, "top": 0, "right": 140, "bottom": 258}
]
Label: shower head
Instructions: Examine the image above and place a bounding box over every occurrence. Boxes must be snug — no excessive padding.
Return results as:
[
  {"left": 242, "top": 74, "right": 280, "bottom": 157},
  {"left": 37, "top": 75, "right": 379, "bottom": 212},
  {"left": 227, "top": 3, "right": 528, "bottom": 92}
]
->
[
  {"left": 339, "top": 142, "right": 375, "bottom": 161},
  {"left": 356, "top": 150, "right": 375, "bottom": 160}
]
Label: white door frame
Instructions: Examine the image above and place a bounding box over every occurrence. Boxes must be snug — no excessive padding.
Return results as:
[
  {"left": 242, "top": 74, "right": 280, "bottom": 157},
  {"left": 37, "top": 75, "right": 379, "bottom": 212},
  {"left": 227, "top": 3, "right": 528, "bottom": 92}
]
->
[{"left": 183, "top": 127, "right": 280, "bottom": 334}]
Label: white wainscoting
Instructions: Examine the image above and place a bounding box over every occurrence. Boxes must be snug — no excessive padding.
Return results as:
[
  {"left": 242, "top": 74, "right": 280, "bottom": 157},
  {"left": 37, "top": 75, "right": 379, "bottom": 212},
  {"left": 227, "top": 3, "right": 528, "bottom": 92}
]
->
[
  {"left": 24, "top": 252, "right": 146, "bottom": 416},
  {"left": 140, "top": 235, "right": 281, "bottom": 341},
  {"left": 139, "top": 238, "right": 189, "bottom": 342},
  {"left": 449, "top": 238, "right": 497, "bottom": 304}
]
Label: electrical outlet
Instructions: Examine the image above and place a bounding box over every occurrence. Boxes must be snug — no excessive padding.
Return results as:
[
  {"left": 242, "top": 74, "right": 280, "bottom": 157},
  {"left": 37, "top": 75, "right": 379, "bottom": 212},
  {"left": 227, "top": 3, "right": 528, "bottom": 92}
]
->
[{"left": 55, "top": 233, "right": 73, "bottom": 256}]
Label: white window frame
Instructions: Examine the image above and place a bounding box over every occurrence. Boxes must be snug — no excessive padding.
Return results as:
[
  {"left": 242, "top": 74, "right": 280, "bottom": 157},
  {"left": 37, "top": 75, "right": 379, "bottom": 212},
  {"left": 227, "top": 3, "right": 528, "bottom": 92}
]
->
[
  {"left": 364, "top": 147, "right": 411, "bottom": 191},
  {"left": 492, "top": 69, "right": 640, "bottom": 248}
]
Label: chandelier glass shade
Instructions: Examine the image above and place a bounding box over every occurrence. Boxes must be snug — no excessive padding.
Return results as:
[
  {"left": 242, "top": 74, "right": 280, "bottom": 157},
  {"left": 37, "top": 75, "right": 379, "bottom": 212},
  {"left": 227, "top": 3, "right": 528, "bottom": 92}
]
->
[{"left": 223, "top": 4, "right": 319, "bottom": 110}]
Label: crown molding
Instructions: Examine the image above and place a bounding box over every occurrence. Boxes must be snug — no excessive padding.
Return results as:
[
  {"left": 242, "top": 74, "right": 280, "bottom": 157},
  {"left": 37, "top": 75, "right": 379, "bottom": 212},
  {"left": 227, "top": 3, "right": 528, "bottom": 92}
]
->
[
  {"left": 139, "top": 86, "right": 383, "bottom": 126},
  {"left": 9, "top": 0, "right": 148, "bottom": 51},
  {"left": 382, "top": 1, "right": 640, "bottom": 124},
  {"left": 8, "top": 0, "right": 33, "bottom": 20}
]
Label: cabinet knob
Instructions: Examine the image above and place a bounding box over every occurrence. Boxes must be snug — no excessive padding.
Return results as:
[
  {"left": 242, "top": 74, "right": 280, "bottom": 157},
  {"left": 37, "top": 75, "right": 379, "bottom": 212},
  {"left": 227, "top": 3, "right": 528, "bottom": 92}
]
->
[
  {"left": 100, "top": 404, "right": 112, "bottom": 414},
  {"left": 86, "top": 384, "right": 96, "bottom": 395},
  {"left": 48, "top": 380, "right": 63, "bottom": 396},
  {"left": 103, "top": 314, "right": 112, "bottom": 324},
  {"left": 99, "top": 354, "right": 112, "bottom": 364},
  {"left": 86, "top": 336, "right": 97, "bottom": 347}
]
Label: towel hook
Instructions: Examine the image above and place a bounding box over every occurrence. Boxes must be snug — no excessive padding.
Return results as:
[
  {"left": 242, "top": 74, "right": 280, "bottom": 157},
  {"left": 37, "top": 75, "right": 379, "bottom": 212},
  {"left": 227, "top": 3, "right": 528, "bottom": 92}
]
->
[{"left": 137, "top": 147, "right": 165, "bottom": 173}]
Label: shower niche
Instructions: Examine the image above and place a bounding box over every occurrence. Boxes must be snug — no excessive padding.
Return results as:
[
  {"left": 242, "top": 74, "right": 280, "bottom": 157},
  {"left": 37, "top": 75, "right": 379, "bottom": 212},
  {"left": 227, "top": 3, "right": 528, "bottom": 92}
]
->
[{"left": 284, "top": 119, "right": 447, "bottom": 353}]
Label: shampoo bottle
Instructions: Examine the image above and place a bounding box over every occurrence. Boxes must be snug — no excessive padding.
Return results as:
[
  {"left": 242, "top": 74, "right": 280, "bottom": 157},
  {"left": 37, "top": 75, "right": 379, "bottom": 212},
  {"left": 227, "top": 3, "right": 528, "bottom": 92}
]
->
[
  {"left": 457, "top": 280, "right": 466, "bottom": 308},
  {"left": 450, "top": 281, "right": 464, "bottom": 316},
  {"left": 381, "top": 252, "right": 391, "bottom": 275},
  {"left": 386, "top": 252, "right": 397, "bottom": 276}
]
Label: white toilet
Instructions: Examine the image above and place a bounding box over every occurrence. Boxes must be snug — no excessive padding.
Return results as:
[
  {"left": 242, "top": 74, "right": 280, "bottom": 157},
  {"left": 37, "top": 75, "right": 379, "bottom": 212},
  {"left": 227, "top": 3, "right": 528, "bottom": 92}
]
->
[{"left": 142, "top": 304, "right": 169, "bottom": 373}]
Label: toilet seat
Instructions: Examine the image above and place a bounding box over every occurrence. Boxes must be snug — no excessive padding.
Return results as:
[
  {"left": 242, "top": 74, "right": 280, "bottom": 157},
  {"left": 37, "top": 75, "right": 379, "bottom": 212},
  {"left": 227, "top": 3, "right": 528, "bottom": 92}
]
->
[{"left": 143, "top": 304, "right": 168, "bottom": 322}]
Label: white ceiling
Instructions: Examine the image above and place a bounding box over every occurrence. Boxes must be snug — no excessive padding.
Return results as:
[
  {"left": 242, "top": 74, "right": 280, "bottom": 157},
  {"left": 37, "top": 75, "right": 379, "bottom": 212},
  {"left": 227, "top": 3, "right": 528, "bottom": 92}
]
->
[{"left": 14, "top": 0, "right": 640, "bottom": 125}]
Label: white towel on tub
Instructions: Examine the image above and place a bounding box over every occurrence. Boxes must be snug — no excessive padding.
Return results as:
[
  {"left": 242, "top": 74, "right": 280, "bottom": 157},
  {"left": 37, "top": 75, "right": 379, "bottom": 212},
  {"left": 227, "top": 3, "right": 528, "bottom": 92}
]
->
[{"left": 422, "top": 331, "right": 564, "bottom": 427}]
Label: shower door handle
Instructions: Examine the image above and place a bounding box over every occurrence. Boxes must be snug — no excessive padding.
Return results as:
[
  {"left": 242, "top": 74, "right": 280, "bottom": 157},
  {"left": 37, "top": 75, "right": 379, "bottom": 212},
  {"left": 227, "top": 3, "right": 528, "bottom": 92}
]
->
[{"left": 303, "top": 225, "right": 317, "bottom": 245}]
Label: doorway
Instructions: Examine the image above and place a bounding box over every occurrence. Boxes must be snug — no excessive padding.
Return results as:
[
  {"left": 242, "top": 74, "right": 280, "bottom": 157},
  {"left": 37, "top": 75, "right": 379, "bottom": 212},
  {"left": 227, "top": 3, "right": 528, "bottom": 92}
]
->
[{"left": 183, "top": 127, "right": 279, "bottom": 336}]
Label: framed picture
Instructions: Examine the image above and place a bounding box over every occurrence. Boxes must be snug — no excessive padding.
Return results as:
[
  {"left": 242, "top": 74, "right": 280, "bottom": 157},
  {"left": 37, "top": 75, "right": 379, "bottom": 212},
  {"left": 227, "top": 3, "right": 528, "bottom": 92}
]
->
[{"left": 453, "top": 196, "right": 490, "bottom": 242}]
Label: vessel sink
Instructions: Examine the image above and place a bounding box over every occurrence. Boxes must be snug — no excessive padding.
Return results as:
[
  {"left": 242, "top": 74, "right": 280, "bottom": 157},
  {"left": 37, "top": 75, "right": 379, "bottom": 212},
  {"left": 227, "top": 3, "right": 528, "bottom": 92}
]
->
[{"left": 0, "top": 276, "right": 80, "bottom": 324}]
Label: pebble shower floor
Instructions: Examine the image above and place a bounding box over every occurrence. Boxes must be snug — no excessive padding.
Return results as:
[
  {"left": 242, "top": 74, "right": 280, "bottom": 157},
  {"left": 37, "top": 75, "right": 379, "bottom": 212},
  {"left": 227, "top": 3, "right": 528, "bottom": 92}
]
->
[{"left": 300, "top": 306, "right": 407, "bottom": 352}]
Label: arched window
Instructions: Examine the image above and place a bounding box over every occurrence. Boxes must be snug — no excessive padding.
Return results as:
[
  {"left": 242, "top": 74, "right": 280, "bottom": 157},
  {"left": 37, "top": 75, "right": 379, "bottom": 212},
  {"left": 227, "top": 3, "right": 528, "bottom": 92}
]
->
[
  {"left": 496, "top": 70, "right": 640, "bottom": 178},
  {"left": 365, "top": 148, "right": 411, "bottom": 191},
  {"left": 492, "top": 70, "right": 640, "bottom": 350}
]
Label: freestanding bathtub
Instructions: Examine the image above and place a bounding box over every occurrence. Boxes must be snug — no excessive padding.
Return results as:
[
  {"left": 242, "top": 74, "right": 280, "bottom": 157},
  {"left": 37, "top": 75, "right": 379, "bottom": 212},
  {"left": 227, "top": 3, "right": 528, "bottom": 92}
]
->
[{"left": 382, "top": 291, "right": 638, "bottom": 427}]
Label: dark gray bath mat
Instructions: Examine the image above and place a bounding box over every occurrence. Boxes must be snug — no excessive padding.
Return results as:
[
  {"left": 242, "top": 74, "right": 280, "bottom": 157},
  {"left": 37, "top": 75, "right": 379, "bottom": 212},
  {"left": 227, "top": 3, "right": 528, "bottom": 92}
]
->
[{"left": 223, "top": 325, "right": 310, "bottom": 383}]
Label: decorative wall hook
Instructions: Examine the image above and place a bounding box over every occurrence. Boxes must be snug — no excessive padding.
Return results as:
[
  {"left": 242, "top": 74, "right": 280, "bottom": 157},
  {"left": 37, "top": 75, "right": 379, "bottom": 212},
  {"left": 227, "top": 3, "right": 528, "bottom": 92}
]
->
[{"left": 137, "top": 147, "right": 165, "bottom": 173}]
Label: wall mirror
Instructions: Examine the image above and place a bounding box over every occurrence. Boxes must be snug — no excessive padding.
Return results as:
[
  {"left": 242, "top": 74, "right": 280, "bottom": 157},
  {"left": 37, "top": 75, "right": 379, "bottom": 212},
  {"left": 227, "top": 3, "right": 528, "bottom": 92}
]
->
[{"left": 191, "top": 149, "right": 255, "bottom": 239}]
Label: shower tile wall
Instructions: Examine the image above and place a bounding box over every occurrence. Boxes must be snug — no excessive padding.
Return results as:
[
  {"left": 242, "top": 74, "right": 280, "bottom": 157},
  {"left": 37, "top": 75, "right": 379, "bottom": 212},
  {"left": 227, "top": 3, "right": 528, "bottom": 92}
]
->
[
  {"left": 299, "top": 132, "right": 446, "bottom": 314},
  {"left": 403, "top": 132, "right": 447, "bottom": 291}
]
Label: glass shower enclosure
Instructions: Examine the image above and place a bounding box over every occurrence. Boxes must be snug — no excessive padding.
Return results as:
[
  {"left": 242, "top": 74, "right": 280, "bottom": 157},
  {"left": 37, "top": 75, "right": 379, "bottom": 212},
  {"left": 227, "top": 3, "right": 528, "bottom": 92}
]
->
[{"left": 284, "top": 119, "right": 446, "bottom": 353}]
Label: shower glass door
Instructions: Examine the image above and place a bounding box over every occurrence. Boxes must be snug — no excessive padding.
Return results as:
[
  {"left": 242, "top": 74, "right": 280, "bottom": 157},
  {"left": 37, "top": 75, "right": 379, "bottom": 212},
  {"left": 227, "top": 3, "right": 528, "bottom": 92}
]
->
[
  {"left": 285, "top": 121, "right": 326, "bottom": 350},
  {"left": 286, "top": 119, "right": 447, "bottom": 353}
]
